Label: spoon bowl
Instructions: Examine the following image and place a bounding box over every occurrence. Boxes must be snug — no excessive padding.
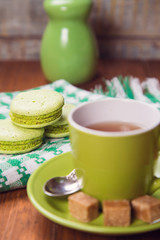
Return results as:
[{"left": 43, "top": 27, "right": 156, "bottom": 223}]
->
[{"left": 43, "top": 169, "right": 84, "bottom": 197}]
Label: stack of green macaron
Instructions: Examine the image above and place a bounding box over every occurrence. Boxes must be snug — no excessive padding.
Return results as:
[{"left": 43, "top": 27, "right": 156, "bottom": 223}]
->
[
  {"left": 45, "top": 103, "right": 75, "bottom": 138},
  {"left": 0, "top": 89, "right": 75, "bottom": 155}
]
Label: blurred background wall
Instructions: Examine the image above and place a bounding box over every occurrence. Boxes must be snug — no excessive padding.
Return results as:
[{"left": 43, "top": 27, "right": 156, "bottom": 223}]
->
[{"left": 0, "top": 0, "right": 160, "bottom": 60}]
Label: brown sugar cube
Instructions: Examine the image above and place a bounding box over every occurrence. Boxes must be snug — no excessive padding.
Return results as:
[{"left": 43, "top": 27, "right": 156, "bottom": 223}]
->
[
  {"left": 103, "top": 200, "right": 131, "bottom": 226},
  {"left": 132, "top": 195, "right": 160, "bottom": 223},
  {"left": 68, "top": 191, "right": 99, "bottom": 222}
]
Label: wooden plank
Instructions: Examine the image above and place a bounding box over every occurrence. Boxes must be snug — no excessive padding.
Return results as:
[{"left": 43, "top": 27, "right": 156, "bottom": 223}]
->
[
  {"left": 90, "top": 0, "right": 160, "bottom": 37},
  {"left": 1, "top": 38, "right": 160, "bottom": 60},
  {"left": 0, "top": 0, "right": 47, "bottom": 36},
  {"left": 99, "top": 39, "right": 160, "bottom": 59},
  {"left": 0, "top": 39, "right": 41, "bottom": 60}
]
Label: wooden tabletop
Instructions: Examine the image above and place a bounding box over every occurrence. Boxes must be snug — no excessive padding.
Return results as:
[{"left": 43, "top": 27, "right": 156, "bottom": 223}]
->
[{"left": 0, "top": 60, "right": 160, "bottom": 240}]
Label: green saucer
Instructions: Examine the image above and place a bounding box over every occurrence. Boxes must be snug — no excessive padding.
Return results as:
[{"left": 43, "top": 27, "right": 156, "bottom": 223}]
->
[{"left": 27, "top": 152, "right": 160, "bottom": 235}]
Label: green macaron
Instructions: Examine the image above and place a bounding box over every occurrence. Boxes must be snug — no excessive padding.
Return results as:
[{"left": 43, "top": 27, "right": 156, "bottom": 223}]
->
[
  {"left": 0, "top": 119, "right": 44, "bottom": 154},
  {"left": 9, "top": 89, "right": 64, "bottom": 128},
  {"left": 45, "top": 103, "right": 75, "bottom": 138}
]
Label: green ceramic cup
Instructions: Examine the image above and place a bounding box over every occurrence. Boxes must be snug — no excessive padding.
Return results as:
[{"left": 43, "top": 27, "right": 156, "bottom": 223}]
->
[{"left": 68, "top": 98, "right": 160, "bottom": 202}]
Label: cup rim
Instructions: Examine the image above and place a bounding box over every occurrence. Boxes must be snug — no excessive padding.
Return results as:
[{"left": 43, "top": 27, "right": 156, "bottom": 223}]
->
[{"left": 68, "top": 98, "right": 160, "bottom": 137}]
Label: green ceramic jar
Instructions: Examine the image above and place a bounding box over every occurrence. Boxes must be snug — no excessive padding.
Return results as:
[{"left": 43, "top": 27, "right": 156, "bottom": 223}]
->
[{"left": 41, "top": 0, "right": 98, "bottom": 84}]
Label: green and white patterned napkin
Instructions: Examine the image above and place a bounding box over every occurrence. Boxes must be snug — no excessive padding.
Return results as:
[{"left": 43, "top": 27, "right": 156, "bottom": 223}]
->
[{"left": 0, "top": 77, "right": 160, "bottom": 192}]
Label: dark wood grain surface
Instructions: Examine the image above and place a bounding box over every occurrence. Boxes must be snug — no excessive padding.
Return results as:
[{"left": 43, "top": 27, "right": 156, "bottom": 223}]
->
[{"left": 0, "top": 60, "right": 160, "bottom": 240}]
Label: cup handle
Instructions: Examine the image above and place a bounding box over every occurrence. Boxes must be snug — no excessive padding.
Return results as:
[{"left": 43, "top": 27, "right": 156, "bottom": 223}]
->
[
  {"left": 149, "top": 177, "right": 160, "bottom": 194},
  {"left": 149, "top": 154, "right": 160, "bottom": 194}
]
